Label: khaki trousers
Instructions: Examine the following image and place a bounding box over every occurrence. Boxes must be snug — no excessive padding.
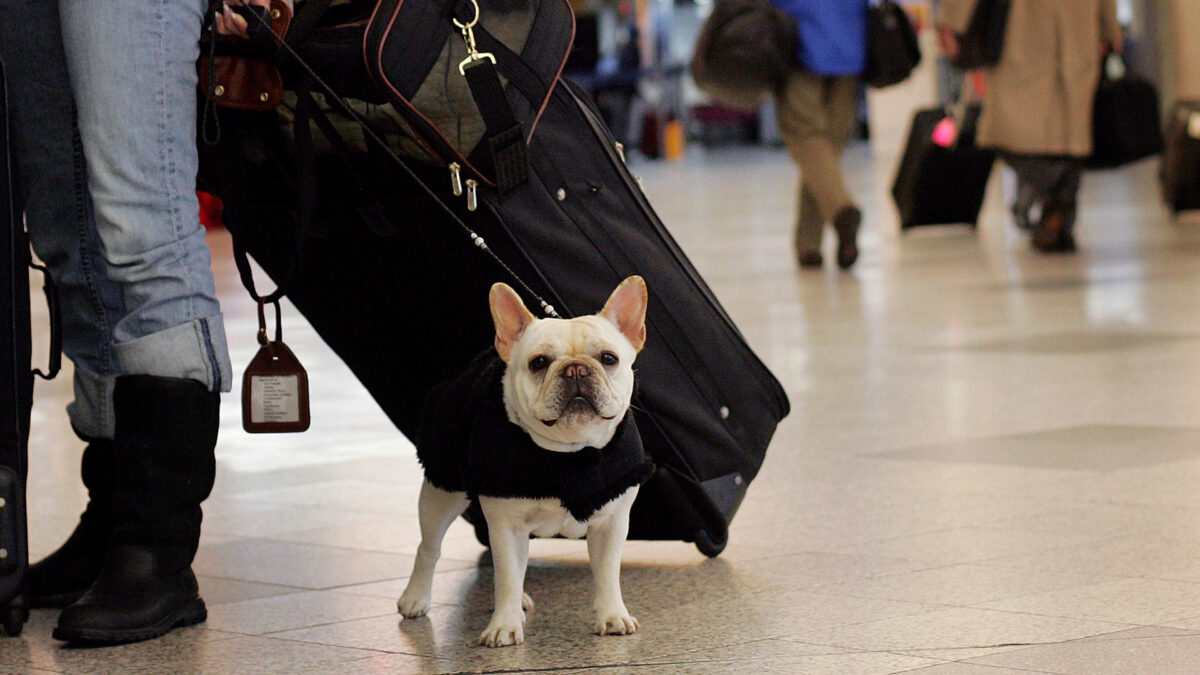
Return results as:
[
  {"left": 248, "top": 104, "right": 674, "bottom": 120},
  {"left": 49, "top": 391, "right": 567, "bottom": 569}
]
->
[{"left": 776, "top": 70, "right": 859, "bottom": 254}]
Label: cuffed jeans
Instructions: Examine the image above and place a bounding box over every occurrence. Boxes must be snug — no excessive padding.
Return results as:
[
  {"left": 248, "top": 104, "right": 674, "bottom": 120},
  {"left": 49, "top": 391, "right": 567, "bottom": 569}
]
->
[{"left": 0, "top": 0, "right": 231, "bottom": 440}]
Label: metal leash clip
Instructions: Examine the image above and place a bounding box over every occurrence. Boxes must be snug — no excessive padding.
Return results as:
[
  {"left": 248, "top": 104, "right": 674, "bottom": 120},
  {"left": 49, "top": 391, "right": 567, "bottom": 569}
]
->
[{"left": 454, "top": 0, "right": 496, "bottom": 75}]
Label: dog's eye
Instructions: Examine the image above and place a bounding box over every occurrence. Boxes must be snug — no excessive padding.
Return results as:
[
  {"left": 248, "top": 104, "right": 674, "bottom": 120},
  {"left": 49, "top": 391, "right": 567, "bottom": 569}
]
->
[
  {"left": 600, "top": 352, "right": 619, "bottom": 367},
  {"left": 529, "top": 355, "right": 550, "bottom": 372}
]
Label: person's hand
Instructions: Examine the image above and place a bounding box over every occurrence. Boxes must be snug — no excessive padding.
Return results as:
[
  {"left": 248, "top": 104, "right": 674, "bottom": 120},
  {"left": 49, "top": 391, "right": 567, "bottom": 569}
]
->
[
  {"left": 937, "top": 26, "right": 960, "bottom": 60},
  {"left": 214, "top": 0, "right": 272, "bottom": 39}
]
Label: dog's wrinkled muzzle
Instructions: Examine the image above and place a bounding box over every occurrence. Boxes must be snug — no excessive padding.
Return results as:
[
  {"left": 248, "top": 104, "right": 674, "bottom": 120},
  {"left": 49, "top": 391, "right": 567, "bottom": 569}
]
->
[{"left": 539, "top": 361, "right": 616, "bottom": 426}]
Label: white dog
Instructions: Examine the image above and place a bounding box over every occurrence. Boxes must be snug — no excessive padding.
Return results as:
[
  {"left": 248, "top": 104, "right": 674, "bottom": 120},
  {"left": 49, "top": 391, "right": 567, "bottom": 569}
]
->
[{"left": 398, "top": 276, "right": 654, "bottom": 648}]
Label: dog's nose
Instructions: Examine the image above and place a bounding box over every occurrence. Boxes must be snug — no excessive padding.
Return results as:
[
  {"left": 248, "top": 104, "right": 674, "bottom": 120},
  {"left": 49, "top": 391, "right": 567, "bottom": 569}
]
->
[{"left": 562, "top": 362, "right": 590, "bottom": 379}]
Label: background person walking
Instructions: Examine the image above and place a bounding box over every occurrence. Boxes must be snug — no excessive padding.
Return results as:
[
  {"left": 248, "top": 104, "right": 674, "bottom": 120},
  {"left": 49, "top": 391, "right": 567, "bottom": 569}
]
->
[
  {"left": 770, "top": 0, "right": 869, "bottom": 270},
  {"left": 937, "top": 0, "right": 1123, "bottom": 252}
]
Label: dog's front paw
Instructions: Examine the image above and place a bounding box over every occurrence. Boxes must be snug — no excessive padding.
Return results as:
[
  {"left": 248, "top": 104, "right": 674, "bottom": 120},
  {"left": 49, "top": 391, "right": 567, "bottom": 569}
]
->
[
  {"left": 594, "top": 610, "right": 639, "bottom": 636},
  {"left": 479, "top": 612, "right": 525, "bottom": 648},
  {"left": 397, "top": 588, "right": 431, "bottom": 619}
]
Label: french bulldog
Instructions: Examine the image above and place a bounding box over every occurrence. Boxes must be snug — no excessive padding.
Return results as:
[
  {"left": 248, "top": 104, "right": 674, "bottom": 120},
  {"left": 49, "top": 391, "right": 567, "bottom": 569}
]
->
[{"left": 398, "top": 275, "right": 654, "bottom": 648}]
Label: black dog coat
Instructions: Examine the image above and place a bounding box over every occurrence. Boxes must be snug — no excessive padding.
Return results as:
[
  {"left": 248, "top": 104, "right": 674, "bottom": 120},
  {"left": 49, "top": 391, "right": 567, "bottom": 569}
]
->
[{"left": 417, "top": 350, "right": 655, "bottom": 522}]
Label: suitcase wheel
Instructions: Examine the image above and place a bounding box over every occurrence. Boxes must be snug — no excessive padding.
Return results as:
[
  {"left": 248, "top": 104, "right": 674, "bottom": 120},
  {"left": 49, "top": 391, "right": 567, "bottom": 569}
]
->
[
  {"left": 693, "top": 529, "right": 727, "bottom": 558},
  {"left": 3, "top": 605, "right": 27, "bottom": 637}
]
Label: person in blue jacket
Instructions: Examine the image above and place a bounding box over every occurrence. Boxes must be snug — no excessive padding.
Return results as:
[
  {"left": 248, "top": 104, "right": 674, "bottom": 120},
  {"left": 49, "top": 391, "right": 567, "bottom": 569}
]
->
[{"left": 771, "top": 0, "right": 869, "bottom": 270}]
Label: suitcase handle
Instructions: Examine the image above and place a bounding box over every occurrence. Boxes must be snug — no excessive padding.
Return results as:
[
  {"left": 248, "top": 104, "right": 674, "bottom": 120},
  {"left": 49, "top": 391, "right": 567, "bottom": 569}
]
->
[{"left": 30, "top": 262, "right": 60, "bottom": 381}]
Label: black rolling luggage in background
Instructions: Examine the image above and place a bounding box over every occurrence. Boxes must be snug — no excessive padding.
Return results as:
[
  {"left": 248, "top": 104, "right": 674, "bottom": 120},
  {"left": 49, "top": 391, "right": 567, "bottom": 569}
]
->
[
  {"left": 200, "top": 0, "right": 789, "bottom": 557},
  {"left": 892, "top": 104, "right": 995, "bottom": 229},
  {"left": 0, "top": 56, "right": 32, "bottom": 637},
  {"left": 1161, "top": 100, "right": 1200, "bottom": 213}
]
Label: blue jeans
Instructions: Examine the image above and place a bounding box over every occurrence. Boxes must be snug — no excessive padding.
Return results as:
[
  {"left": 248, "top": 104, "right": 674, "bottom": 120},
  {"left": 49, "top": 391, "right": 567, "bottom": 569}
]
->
[{"left": 0, "top": 0, "right": 231, "bottom": 440}]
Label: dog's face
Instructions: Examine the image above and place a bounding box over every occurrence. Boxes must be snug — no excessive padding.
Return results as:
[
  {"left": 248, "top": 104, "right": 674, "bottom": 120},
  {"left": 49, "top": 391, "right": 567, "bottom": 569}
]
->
[{"left": 490, "top": 276, "right": 648, "bottom": 452}]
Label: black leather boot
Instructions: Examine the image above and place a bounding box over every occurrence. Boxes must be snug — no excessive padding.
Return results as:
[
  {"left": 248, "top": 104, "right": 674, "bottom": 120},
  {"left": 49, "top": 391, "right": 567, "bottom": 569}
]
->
[
  {"left": 53, "top": 375, "right": 219, "bottom": 645},
  {"left": 29, "top": 439, "right": 115, "bottom": 607}
]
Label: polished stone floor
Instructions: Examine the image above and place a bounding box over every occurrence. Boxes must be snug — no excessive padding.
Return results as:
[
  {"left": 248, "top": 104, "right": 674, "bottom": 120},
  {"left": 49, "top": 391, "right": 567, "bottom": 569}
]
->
[{"left": 7, "top": 140, "right": 1200, "bottom": 673}]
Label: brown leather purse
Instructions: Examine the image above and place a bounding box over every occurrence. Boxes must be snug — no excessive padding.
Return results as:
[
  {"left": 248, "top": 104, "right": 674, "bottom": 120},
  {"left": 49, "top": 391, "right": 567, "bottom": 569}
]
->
[{"left": 197, "top": 0, "right": 292, "bottom": 111}]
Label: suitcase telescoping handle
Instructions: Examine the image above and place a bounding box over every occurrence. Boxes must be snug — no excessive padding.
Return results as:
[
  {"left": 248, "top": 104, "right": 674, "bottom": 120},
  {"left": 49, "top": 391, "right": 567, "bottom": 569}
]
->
[{"left": 30, "top": 261, "right": 60, "bottom": 380}]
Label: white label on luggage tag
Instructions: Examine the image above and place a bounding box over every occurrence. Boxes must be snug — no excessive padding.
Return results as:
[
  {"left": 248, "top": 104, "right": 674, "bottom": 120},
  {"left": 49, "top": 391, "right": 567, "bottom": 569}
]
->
[
  {"left": 1189, "top": 112, "right": 1200, "bottom": 140},
  {"left": 249, "top": 374, "right": 301, "bottom": 423}
]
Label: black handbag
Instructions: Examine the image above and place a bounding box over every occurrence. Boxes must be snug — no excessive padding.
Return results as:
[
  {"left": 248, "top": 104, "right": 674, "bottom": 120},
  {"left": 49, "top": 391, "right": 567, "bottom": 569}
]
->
[
  {"left": 689, "top": 0, "right": 798, "bottom": 110},
  {"left": 1087, "top": 54, "right": 1164, "bottom": 170},
  {"left": 950, "top": 0, "right": 1010, "bottom": 70},
  {"left": 863, "top": 0, "right": 921, "bottom": 89},
  {"left": 203, "top": 0, "right": 572, "bottom": 197},
  {"left": 362, "top": 0, "right": 573, "bottom": 195}
]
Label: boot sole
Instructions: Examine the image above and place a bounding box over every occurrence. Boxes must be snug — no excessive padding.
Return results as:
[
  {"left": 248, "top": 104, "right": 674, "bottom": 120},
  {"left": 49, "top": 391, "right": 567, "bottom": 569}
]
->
[{"left": 52, "top": 598, "right": 207, "bottom": 646}]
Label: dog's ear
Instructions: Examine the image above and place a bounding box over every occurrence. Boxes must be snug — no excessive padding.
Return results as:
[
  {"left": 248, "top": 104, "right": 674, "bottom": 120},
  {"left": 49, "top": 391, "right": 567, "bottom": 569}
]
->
[
  {"left": 490, "top": 282, "right": 536, "bottom": 362},
  {"left": 600, "top": 276, "right": 648, "bottom": 353}
]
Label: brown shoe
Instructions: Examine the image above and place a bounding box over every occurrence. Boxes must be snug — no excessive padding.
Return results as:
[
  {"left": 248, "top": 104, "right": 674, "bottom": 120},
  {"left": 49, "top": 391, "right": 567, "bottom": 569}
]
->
[
  {"left": 1032, "top": 202, "right": 1076, "bottom": 253},
  {"left": 797, "top": 251, "right": 823, "bottom": 268}
]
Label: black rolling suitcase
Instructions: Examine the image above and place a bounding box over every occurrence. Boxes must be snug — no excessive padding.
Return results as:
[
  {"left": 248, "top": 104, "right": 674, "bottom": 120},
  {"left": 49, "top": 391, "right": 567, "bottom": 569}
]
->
[
  {"left": 199, "top": 0, "right": 789, "bottom": 556},
  {"left": 1161, "top": 100, "right": 1200, "bottom": 213},
  {"left": 892, "top": 104, "right": 995, "bottom": 229},
  {"left": 0, "top": 55, "right": 32, "bottom": 637}
]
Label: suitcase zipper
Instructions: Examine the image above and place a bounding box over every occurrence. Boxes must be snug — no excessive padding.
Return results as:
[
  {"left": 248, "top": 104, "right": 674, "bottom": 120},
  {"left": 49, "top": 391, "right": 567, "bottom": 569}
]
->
[
  {"left": 447, "top": 163, "right": 478, "bottom": 211},
  {"left": 465, "top": 179, "right": 478, "bottom": 212}
]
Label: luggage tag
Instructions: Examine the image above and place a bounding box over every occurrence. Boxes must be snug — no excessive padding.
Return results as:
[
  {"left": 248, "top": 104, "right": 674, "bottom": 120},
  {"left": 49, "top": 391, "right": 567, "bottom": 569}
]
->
[
  {"left": 242, "top": 298, "right": 310, "bottom": 433},
  {"left": 931, "top": 116, "right": 959, "bottom": 148},
  {"left": 934, "top": 75, "right": 979, "bottom": 148}
]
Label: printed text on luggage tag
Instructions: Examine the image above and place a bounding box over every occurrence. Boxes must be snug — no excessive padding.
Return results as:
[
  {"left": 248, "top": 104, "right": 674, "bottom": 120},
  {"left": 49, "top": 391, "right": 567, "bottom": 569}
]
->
[
  {"left": 242, "top": 300, "right": 310, "bottom": 433},
  {"left": 251, "top": 373, "right": 300, "bottom": 423},
  {"left": 243, "top": 340, "right": 310, "bottom": 433}
]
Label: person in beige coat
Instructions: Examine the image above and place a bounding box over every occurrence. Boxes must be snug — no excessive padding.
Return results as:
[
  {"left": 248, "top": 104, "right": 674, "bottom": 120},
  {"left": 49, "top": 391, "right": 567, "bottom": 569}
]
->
[{"left": 937, "top": 0, "right": 1123, "bottom": 252}]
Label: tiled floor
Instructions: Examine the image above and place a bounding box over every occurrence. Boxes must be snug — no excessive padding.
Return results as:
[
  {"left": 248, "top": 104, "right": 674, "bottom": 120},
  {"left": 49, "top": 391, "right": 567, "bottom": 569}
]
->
[{"left": 7, "top": 138, "right": 1200, "bottom": 673}]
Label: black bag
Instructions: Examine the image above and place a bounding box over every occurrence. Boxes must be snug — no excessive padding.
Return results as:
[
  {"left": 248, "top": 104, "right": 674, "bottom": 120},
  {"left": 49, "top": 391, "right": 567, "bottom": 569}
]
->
[
  {"left": 0, "top": 56, "right": 30, "bottom": 638},
  {"left": 1088, "top": 55, "right": 1163, "bottom": 170},
  {"left": 950, "top": 0, "right": 1010, "bottom": 70},
  {"left": 689, "top": 0, "right": 798, "bottom": 110},
  {"left": 199, "top": 0, "right": 789, "bottom": 557},
  {"left": 863, "top": 0, "right": 921, "bottom": 89},
  {"left": 1161, "top": 100, "right": 1200, "bottom": 213},
  {"left": 892, "top": 103, "right": 996, "bottom": 228}
]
